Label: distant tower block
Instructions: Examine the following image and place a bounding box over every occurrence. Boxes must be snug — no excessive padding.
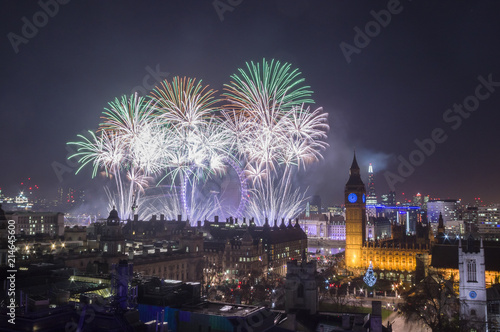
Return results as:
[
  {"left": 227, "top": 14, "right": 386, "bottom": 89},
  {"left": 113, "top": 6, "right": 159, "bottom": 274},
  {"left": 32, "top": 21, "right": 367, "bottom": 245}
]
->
[{"left": 366, "top": 163, "right": 377, "bottom": 218}]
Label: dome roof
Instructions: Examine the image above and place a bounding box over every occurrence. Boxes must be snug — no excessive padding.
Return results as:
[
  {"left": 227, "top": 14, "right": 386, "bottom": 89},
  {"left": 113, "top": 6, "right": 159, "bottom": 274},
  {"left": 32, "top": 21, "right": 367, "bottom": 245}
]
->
[{"left": 107, "top": 206, "right": 120, "bottom": 221}]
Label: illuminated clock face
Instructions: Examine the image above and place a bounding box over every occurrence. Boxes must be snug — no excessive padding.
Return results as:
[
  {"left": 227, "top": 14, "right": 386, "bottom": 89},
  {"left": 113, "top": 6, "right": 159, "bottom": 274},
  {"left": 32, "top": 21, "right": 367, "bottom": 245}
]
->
[
  {"left": 363, "top": 194, "right": 366, "bottom": 203},
  {"left": 469, "top": 291, "right": 477, "bottom": 299},
  {"left": 348, "top": 193, "right": 357, "bottom": 203}
]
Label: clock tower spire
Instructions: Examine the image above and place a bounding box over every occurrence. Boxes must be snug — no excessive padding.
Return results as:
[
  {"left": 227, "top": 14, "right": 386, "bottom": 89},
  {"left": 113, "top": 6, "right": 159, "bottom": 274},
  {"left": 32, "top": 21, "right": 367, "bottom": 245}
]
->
[{"left": 345, "top": 152, "right": 366, "bottom": 270}]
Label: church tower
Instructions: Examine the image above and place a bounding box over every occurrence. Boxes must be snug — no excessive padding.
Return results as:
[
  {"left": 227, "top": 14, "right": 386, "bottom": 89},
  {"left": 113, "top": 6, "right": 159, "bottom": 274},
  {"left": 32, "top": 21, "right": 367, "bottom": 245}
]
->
[
  {"left": 345, "top": 153, "right": 366, "bottom": 269},
  {"left": 458, "top": 235, "right": 488, "bottom": 330}
]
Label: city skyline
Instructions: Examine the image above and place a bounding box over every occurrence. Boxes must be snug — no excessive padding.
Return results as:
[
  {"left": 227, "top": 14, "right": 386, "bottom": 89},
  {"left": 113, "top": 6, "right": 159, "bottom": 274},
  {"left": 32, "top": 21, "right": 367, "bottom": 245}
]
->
[
  {"left": 0, "top": 155, "right": 497, "bottom": 209},
  {"left": 2, "top": 1, "right": 500, "bottom": 206}
]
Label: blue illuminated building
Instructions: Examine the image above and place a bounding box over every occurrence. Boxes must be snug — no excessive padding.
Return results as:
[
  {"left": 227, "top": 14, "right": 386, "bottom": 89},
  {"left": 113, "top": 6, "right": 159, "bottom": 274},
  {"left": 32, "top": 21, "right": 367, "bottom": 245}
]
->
[{"left": 367, "top": 204, "right": 422, "bottom": 235}]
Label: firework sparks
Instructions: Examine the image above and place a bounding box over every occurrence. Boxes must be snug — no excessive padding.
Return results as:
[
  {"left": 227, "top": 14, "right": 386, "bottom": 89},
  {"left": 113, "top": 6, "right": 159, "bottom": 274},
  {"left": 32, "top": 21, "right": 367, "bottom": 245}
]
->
[
  {"left": 68, "top": 61, "right": 329, "bottom": 225},
  {"left": 223, "top": 59, "right": 329, "bottom": 224},
  {"left": 223, "top": 58, "right": 314, "bottom": 113}
]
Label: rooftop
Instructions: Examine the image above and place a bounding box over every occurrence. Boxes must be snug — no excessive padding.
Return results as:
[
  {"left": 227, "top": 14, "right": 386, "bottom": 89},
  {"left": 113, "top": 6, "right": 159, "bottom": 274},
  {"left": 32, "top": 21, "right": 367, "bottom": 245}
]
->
[{"left": 182, "top": 301, "right": 266, "bottom": 317}]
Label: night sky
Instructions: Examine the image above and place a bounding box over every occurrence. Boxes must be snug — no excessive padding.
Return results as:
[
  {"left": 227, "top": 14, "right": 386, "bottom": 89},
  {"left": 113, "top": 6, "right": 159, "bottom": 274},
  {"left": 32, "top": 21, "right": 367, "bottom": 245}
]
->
[{"left": 2, "top": 0, "right": 500, "bottom": 206}]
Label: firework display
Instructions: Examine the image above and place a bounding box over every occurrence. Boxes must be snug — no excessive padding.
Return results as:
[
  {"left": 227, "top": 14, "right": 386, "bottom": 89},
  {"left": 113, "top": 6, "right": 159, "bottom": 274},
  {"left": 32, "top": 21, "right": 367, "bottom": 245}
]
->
[
  {"left": 68, "top": 59, "right": 329, "bottom": 224},
  {"left": 223, "top": 59, "right": 329, "bottom": 224}
]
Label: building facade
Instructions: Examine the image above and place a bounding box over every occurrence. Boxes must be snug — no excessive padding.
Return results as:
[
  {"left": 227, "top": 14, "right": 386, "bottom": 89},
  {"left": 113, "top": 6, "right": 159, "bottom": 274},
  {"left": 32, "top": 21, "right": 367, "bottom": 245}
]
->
[
  {"left": 201, "top": 217, "right": 307, "bottom": 279},
  {"left": 459, "top": 236, "right": 488, "bottom": 330},
  {"left": 7, "top": 211, "right": 64, "bottom": 236},
  {"left": 285, "top": 256, "right": 318, "bottom": 315},
  {"left": 427, "top": 199, "right": 462, "bottom": 225},
  {"left": 477, "top": 205, "right": 500, "bottom": 237}
]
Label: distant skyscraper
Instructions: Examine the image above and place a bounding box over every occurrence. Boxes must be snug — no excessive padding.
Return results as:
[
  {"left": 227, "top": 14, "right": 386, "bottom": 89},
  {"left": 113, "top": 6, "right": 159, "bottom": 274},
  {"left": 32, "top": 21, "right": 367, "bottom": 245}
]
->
[
  {"left": 366, "top": 163, "right": 377, "bottom": 205},
  {"left": 477, "top": 205, "right": 500, "bottom": 236},
  {"left": 427, "top": 200, "right": 461, "bottom": 234},
  {"left": 380, "top": 191, "right": 396, "bottom": 206},
  {"left": 57, "top": 187, "right": 64, "bottom": 205},
  {"left": 412, "top": 193, "right": 422, "bottom": 207},
  {"left": 422, "top": 195, "right": 430, "bottom": 211},
  {"left": 464, "top": 206, "right": 479, "bottom": 233},
  {"left": 67, "top": 187, "right": 76, "bottom": 205},
  {"left": 366, "top": 163, "right": 377, "bottom": 218}
]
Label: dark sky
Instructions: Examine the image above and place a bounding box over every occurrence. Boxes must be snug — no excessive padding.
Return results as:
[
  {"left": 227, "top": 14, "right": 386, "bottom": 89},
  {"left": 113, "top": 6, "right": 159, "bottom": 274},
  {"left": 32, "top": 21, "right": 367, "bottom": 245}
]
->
[{"left": 2, "top": 0, "right": 500, "bottom": 206}]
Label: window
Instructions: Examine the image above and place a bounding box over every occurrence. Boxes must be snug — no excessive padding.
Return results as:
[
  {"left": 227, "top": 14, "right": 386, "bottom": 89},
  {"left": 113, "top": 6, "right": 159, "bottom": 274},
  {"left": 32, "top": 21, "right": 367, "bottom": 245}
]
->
[{"left": 467, "top": 259, "right": 477, "bottom": 282}]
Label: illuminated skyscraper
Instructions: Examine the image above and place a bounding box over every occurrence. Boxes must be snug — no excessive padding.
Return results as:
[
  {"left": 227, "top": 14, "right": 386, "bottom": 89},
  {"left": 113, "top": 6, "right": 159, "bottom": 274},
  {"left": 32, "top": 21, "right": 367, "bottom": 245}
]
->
[
  {"left": 366, "top": 163, "right": 377, "bottom": 205},
  {"left": 366, "top": 163, "right": 377, "bottom": 218},
  {"left": 412, "top": 193, "right": 422, "bottom": 207}
]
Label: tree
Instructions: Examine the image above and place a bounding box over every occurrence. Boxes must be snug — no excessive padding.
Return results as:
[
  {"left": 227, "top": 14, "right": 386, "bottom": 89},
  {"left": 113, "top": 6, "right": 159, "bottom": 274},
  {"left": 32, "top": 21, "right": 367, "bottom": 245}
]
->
[
  {"left": 252, "top": 284, "right": 268, "bottom": 304},
  {"left": 202, "top": 261, "right": 222, "bottom": 297},
  {"left": 325, "top": 283, "right": 355, "bottom": 312},
  {"left": 399, "top": 272, "right": 460, "bottom": 332}
]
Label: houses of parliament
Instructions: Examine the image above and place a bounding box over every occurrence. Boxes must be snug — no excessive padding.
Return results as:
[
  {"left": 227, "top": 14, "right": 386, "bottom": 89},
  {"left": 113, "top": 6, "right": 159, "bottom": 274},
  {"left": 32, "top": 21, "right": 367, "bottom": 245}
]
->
[{"left": 344, "top": 153, "right": 432, "bottom": 281}]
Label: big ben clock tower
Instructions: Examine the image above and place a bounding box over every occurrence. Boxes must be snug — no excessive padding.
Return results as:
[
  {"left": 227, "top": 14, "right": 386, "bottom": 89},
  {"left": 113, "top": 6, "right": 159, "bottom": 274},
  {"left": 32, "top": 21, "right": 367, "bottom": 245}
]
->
[{"left": 345, "top": 152, "right": 366, "bottom": 270}]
